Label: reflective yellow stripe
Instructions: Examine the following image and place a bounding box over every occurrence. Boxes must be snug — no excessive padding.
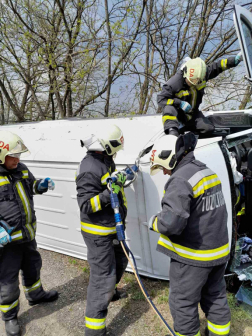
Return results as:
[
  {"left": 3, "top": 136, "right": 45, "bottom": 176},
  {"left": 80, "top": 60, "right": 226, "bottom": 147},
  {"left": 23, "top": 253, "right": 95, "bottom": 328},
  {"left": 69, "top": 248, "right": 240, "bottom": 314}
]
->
[
  {"left": 10, "top": 222, "right": 36, "bottom": 242},
  {"left": 153, "top": 217, "right": 159, "bottom": 232},
  {"left": 26, "top": 223, "right": 35, "bottom": 240},
  {"left": 22, "top": 170, "right": 29, "bottom": 179},
  {"left": 81, "top": 222, "right": 116, "bottom": 235},
  {"left": 0, "top": 176, "right": 10, "bottom": 186},
  {"left": 16, "top": 182, "right": 32, "bottom": 224},
  {"left": 175, "top": 331, "right": 200, "bottom": 336},
  {"left": 221, "top": 59, "right": 228, "bottom": 71},
  {"left": 121, "top": 187, "right": 127, "bottom": 209},
  {"left": 0, "top": 299, "right": 19, "bottom": 313},
  {"left": 166, "top": 99, "right": 174, "bottom": 105},
  {"left": 101, "top": 172, "right": 110, "bottom": 185},
  {"left": 196, "top": 81, "right": 206, "bottom": 90},
  {"left": 162, "top": 115, "right": 177, "bottom": 124},
  {"left": 208, "top": 321, "right": 230, "bottom": 335},
  {"left": 85, "top": 316, "right": 106, "bottom": 330},
  {"left": 190, "top": 87, "right": 197, "bottom": 109},
  {"left": 188, "top": 169, "right": 221, "bottom": 198},
  {"left": 158, "top": 235, "right": 229, "bottom": 261},
  {"left": 24, "top": 279, "right": 42, "bottom": 293},
  {"left": 237, "top": 207, "right": 245, "bottom": 216},
  {"left": 11, "top": 230, "right": 23, "bottom": 241},
  {"left": 175, "top": 90, "right": 189, "bottom": 98},
  {"left": 193, "top": 174, "right": 221, "bottom": 198},
  {"left": 90, "top": 195, "right": 102, "bottom": 212}
]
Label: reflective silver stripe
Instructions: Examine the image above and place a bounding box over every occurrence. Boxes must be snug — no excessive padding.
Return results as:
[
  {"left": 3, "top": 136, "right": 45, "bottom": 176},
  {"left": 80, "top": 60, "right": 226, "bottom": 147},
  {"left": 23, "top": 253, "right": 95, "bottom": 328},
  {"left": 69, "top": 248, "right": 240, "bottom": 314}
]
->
[
  {"left": 81, "top": 222, "right": 116, "bottom": 235},
  {"left": 175, "top": 90, "right": 189, "bottom": 98},
  {"left": 158, "top": 235, "right": 229, "bottom": 261},
  {"left": 0, "top": 299, "right": 19, "bottom": 313},
  {"left": 90, "top": 195, "right": 101, "bottom": 212},
  {"left": 193, "top": 175, "right": 220, "bottom": 198},
  {"left": 24, "top": 279, "right": 41, "bottom": 293},
  {"left": 208, "top": 320, "right": 230, "bottom": 334},
  {"left": 188, "top": 168, "right": 215, "bottom": 187},
  {"left": 101, "top": 173, "right": 110, "bottom": 185},
  {"left": 22, "top": 170, "right": 29, "bottom": 179},
  {"left": 190, "top": 87, "right": 197, "bottom": 109},
  {"left": 16, "top": 182, "right": 32, "bottom": 224},
  {"left": 85, "top": 316, "right": 106, "bottom": 330},
  {"left": 26, "top": 224, "right": 35, "bottom": 240},
  {"left": 11, "top": 230, "right": 23, "bottom": 241},
  {"left": 0, "top": 176, "right": 9, "bottom": 186},
  {"left": 221, "top": 59, "right": 227, "bottom": 70}
]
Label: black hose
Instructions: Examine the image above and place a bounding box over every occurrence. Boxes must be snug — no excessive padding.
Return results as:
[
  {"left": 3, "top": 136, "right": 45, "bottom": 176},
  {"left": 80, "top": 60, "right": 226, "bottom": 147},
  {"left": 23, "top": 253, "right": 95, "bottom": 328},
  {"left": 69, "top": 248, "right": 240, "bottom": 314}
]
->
[{"left": 122, "top": 241, "right": 176, "bottom": 336}]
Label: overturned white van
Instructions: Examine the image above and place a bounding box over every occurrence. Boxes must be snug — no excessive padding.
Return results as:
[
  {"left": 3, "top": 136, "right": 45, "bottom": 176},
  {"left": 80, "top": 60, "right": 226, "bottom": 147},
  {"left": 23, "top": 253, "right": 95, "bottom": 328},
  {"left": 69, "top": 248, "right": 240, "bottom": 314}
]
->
[{"left": 1, "top": 114, "right": 252, "bottom": 280}]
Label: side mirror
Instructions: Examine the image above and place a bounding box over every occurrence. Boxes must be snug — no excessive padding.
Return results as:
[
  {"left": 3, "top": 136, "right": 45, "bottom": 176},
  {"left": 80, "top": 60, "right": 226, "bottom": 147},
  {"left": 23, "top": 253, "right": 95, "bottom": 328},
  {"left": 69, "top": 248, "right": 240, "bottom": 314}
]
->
[{"left": 248, "top": 148, "right": 252, "bottom": 171}]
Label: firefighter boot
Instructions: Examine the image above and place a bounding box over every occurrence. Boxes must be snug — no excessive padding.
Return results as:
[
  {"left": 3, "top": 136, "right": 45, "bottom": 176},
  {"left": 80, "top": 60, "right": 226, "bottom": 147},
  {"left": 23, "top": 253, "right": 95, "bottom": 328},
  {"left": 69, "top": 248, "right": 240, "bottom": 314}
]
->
[
  {"left": 111, "top": 288, "right": 128, "bottom": 302},
  {"left": 28, "top": 290, "right": 58, "bottom": 306},
  {"left": 5, "top": 318, "right": 21, "bottom": 336}
]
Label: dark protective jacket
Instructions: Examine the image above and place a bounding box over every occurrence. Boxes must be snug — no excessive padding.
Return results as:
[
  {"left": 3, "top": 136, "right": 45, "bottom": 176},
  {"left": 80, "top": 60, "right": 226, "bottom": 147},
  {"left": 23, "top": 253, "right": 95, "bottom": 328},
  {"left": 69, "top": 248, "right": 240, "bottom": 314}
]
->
[
  {"left": 153, "top": 152, "right": 229, "bottom": 267},
  {"left": 76, "top": 152, "right": 127, "bottom": 238},
  {"left": 0, "top": 162, "right": 43, "bottom": 245},
  {"left": 157, "top": 57, "right": 236, "bottom": 129}
]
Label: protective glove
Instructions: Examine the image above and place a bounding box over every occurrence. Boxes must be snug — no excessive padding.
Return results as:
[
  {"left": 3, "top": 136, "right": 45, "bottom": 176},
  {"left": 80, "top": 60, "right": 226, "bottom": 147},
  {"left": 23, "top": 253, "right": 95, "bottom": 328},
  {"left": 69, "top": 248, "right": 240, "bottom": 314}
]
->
[
  {"left": 0, "top": 220, "right": 14, "bottom": 246},
  {"left": 148, "top": 215, "right": 158, "bottom": 231},
  {"left": 38, "top": 178, "right": 55, "bottom": 192},
  {"left": 111, "top": 172, "right": 127, "bottom": 194},
  {"left": 180, "top": 101, "right": 192, "bottom": 113},
  {"left": 235, "top": 51, "right": 243, "bottom": 65}
]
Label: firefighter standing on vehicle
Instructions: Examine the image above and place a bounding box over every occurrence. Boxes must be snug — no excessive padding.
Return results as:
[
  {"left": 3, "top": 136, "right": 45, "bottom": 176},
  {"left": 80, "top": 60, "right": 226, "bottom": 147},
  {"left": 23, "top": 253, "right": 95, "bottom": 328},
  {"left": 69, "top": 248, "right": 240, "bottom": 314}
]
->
[
  {"left": 76, "top": 125, "right": 128, "bottom": 336},
  {"left": 0, "top": 131, "right": 58, "bottom": 336},
  {"left": 149, "top": 132, "right": 231, "bottom": 336},
  {"left": 158, "top": 52, "right": 243, "bottom": 136}
]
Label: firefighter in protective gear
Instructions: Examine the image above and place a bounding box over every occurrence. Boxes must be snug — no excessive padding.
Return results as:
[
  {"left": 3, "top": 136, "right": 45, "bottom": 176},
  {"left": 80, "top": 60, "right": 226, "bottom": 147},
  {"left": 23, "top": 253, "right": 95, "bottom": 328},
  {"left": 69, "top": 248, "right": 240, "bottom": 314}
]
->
[
  {"left": 76, "top": 125, "right": 128, "bottom": 336},
  {"left": 0, "top": 131, "right": 58, "bottom": 336},
  {"left": 158, "top": 53, "right": 243, "bottom": 136},
  {"left": 149, "top": 132, "right": 231, "bottom": 336}
]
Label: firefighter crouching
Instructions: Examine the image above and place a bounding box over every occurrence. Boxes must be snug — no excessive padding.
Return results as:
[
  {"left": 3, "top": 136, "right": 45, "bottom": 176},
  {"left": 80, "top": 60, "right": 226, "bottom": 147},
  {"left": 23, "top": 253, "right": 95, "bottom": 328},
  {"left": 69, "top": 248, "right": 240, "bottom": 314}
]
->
[
  {"left": 0, "top": 131, "right": 58, "bottom": 336},
  {"left": 149, "top": 132, "right": 231, "bottom": 336},
  {"left": 76, "top": 125, "right": 128, "bottom": 336},
  {"left": 157, "top": 52, "right": 243, "bottom": 136}
]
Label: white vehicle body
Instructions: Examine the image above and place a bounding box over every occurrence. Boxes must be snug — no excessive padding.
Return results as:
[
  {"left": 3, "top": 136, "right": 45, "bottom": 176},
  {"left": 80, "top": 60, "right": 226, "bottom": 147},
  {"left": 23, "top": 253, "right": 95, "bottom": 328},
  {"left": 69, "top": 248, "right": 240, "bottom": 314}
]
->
[{"left": 0, "top": 5, "right": 251, "bottom": 280}]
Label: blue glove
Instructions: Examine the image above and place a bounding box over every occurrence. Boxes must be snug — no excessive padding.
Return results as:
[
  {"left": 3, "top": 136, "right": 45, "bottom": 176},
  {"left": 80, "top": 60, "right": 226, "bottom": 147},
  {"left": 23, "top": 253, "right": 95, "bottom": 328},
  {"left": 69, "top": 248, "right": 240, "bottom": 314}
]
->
[
  {"left": 0, "top": 220, "right": 14, "bottom": 246},
  {"left": 180, "top": 101, "right": 192, "bottom": 113},
  {"left": 38, "top": 178, "right": 55, "bottom": 192},
  {"left": 235, "top": 51, "right": 243, "bottom": 65}
]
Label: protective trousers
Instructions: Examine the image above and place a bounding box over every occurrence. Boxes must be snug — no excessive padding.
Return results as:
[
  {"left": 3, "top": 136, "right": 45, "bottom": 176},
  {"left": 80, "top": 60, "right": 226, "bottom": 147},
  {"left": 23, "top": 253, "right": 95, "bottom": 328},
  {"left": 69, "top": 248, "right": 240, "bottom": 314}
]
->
[
  {"left": 169, "top": 259, "right": 231, "bottom": 336},
  {"left": 84, "top": 235, "right": 128, "bottom": 336},
  {"left": 163, "top": 106, "right": 214, "bottom": 134},
  {"left": 0, "top": 240, "right": 46, "bottom": 321}
]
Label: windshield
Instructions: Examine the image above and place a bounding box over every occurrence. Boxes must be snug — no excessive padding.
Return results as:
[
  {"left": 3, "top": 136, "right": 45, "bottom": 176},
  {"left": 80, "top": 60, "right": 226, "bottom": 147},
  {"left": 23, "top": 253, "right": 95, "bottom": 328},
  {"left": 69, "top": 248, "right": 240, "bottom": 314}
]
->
[{"left": 241, "top": 17, "right": 252, "bottom": 76}]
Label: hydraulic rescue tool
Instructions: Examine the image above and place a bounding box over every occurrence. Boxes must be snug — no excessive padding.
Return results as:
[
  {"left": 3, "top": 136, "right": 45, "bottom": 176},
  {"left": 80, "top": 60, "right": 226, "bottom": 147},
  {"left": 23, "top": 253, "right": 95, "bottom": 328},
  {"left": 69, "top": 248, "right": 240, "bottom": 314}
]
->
[{"left": 107, "top": 163, "right": 176, "bottom": 336}]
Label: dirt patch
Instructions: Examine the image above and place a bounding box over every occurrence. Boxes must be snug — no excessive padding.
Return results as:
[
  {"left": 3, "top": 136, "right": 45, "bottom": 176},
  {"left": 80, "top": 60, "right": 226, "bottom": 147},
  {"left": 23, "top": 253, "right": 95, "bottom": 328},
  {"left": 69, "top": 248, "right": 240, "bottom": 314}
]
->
[{"left": 1, "top": 249, "right": 252, "bottom": 335}]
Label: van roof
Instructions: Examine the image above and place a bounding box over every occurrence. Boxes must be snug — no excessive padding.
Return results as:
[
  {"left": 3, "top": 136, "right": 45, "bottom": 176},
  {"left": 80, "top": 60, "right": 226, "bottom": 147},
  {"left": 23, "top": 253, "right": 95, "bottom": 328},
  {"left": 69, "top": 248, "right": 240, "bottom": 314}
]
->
[{"left": 0, "top": 115, "right": 222, "bottom": 164}]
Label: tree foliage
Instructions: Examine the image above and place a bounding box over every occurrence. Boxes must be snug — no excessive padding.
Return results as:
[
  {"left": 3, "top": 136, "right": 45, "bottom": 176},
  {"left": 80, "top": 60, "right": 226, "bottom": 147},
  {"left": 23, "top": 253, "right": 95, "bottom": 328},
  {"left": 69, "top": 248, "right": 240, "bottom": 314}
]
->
[{"left": 0, "top": 0, "right": 249, "bottom": 123}]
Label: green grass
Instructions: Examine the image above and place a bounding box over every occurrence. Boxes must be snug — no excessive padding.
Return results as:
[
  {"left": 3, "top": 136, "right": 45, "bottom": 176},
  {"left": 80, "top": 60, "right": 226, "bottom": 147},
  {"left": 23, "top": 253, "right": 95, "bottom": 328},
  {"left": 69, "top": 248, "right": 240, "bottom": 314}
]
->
[{"left": 227, "top": 292, "right": 252, "bottom": 322}]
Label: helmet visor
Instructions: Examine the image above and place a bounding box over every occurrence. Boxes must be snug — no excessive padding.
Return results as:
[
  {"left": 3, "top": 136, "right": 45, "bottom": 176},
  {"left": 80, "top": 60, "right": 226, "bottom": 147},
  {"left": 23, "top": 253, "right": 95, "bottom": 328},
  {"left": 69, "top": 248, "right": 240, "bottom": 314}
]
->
[
  {"left": 10, "top": 140, "right": 29, "bottom": 154},
  {"left": 150, "top": 164, "right": 163, "bottom": 176}
]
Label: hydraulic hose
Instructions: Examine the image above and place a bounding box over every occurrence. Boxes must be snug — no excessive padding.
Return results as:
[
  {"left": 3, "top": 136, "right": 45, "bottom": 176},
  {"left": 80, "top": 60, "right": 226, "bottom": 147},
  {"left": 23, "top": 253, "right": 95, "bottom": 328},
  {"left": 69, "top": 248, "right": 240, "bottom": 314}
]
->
[{"left": 107, "top": 178, "right": 176, "bottom": 336}]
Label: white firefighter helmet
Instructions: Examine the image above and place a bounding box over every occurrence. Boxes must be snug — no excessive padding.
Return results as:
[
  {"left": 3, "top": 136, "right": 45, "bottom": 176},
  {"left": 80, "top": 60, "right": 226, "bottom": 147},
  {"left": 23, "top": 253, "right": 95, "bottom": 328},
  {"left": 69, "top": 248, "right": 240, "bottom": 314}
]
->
[
  {"left": 0, "top": 130, "right": 30, "bottom": 164},
  {"left": 182, "top": 57, "right": 206, "bottom": 85},
  {"left": 150, "top": 135, "right": 177, "bottom": 175},
  {"left": 81, "top": 124, "right": 124, "bottom": 156}
]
